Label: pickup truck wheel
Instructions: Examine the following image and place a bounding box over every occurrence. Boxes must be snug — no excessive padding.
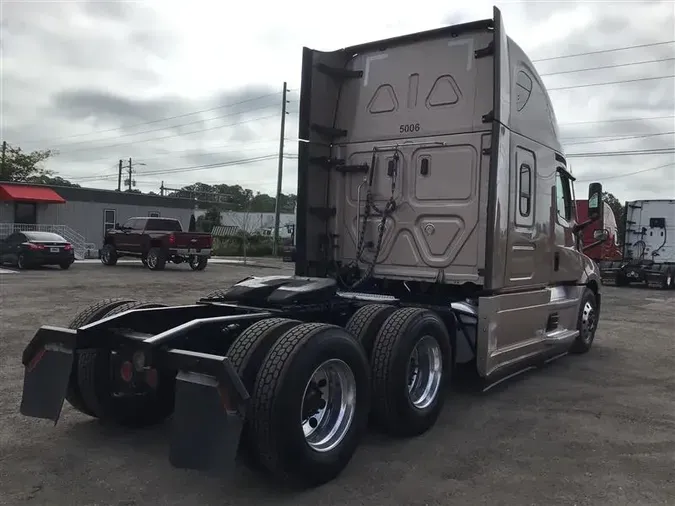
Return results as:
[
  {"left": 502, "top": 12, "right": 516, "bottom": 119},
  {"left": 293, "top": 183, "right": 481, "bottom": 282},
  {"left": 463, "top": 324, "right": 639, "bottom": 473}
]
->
[
  {"left": 227, "top": 318, "right": 302, "bottom": 463},
  {"left": 188, "top": 255, "right": 208, "bottom": 271},
  {"left": 370, "top": 307, "right": 451, "bottom": 437},
  {"left": 77, "top": 301, "right": 176, "bottom": 427},
  {"left": 345, "top": 304, "right": 397, "bottom": 358},
  {"left": 64, "top": 298, "right": 137, "bottom": 416},
  {"left": 250, "top": 323, "right": 370, "bottom": 487},
  {"left": 569, "top": 288, "right": 599, "bottom": 354},
  {"left": 146, "top": 248, "right": 166, "bottom": 271},
  {"left": 100, "top": 244, "right": 118, "bottom": 266}
]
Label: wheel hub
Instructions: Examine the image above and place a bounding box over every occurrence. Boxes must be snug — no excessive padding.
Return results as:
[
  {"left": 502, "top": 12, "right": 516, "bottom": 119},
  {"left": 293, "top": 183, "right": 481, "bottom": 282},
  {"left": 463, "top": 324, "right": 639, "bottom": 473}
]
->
[
  {"left": 581, "top": 301, "right": 596, "bottom": 343},
  {"left": 406, "top": 335, "right": 443, "bottom": 410},
  {"left": 300, "top": 359, "right": 356, "bottom": 453}
]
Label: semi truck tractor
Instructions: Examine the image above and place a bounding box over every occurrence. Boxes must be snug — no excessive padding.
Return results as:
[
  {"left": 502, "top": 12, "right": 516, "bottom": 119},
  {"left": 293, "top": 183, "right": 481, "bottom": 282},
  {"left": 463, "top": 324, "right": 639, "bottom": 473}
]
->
[
  {"left": 576, "top": 199, "right": 622, "bottom": 263},
  {"left": 18, "top": 6, "right": 605, "bottom": 488},
  {"left": 599, "top": 199, "right": 675, "bottom": 289}
]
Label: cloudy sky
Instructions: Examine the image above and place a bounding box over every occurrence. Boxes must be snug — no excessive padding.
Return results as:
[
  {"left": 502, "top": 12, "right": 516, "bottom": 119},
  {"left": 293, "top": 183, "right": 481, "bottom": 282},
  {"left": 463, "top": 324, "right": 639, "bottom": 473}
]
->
[{"left": 1, "top": 0, "right": 674, "bottom": 201}]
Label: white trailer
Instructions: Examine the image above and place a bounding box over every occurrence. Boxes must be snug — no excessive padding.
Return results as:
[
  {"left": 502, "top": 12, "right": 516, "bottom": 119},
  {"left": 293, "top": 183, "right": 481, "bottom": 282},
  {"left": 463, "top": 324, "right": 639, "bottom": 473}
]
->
[{"left": 600, "top": 199, "right": 675, "bottom": 289}]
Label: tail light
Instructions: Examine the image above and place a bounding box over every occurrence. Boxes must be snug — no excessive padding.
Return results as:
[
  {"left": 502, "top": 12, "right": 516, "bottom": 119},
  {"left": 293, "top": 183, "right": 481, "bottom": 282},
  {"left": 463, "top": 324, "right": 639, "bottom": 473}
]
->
[
  {"left": 168, "top": 233, "right": 176, "bottom": 246},
  {"left": 64, "top": 243, "right": 73, "bottom": 251},
  {"left": 24, "top": 242, "right": 45, "bottom": 250}
]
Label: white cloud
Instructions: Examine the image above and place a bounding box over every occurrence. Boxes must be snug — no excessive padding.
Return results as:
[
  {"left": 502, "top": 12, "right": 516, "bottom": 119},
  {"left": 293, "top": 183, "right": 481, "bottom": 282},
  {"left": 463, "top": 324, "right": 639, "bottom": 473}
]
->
[{"left": 1, "top": 0, "right": 673, "bottom": 201}]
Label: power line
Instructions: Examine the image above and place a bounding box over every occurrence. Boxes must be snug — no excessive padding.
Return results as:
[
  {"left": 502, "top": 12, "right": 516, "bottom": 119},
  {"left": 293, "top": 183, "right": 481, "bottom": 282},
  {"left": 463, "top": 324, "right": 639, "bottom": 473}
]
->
[
  {"left": 575, "top": 162, "right": 675, "bottom": 182},
  {"left": 21, "top": 91, "right": 283, "bottom": 145},
  {"left": 564, "top": 131, "right": 675, "bottom": 146},
  {"left": 55, "top": 113, "right": 280, "bottom": 155},
  {"left": 539, "top": 57, "right": 675, "bottom": 77},
  {"left": 58, "top": 138, "right": 281, "bottom": 166},
  {"left": 559, "top": 115, "right": 675, "bottom": 127},
  {"left": 567, "top": 148, "right": 675, "bottom": 158},
  {"left": 548, "top": 75, "right": 674, "bottom": 91},
  {"left": 532, "top": 40, "right": 675, "bottom": 62},
  {"left": 65, "top": 154, "right": 279, "bottom": 182},
  {"left": 46, "top": 101, "right": 280, "bottom": 150}
]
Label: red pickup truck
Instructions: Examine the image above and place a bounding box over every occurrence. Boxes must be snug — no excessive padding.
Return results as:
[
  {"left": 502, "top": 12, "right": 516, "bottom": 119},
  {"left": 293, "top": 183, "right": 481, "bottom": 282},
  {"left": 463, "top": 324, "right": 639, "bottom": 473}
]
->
[{"left": 100, "top": 217, "right": 212, "bottom": 271}]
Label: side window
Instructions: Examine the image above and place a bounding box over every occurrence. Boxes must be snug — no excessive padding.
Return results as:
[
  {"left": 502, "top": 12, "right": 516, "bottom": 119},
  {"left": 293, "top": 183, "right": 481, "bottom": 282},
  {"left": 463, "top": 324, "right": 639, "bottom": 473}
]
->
[
  {"left": 555, "top": 170, "right": 573, "bottom": 222},
  {"left": 104, "top": 209, "right": 116, "bottom": 235},
  {"left": 6, "top": 232, "right": 24, "bottom": 244},
  {"left": 519, "top": 163, "right": 532, "bottom": 217},
  {"left": 122, "top": 218, "right": 135, "bottom": 229},
  {"left": 133, "top": 218, "right": 147, "bottom": 230}
]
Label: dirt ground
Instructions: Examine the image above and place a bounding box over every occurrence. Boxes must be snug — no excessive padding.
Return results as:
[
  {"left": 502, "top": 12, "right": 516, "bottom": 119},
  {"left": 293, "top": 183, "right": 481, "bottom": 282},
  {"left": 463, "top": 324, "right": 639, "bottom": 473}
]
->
[{"left": 0, "top": 261, "right": 673, "bottom": 506}]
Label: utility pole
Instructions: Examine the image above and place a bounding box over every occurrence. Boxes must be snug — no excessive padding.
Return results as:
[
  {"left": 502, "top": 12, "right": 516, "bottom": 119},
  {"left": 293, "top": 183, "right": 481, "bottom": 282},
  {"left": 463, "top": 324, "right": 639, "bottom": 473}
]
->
[
  {"left": 128, "top": 157, "right": 133, "bottom": 191},
  {"left": 160, "top": 181, "right": 165, "bottom": 196},
  {"left": 1, "top": 141, "right": 7, "bottom": 180},
  {"left": 117, "top": 159, "right": 123, "bottom": 191},
  {"left": 272, "top": 81, "right": 288, "bottom": 256}
]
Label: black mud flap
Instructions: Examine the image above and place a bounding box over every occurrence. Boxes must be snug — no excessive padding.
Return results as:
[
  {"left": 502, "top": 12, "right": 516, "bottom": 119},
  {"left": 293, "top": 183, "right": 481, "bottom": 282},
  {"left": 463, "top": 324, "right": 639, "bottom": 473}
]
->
[
  {"left": 169, "top": 371, "right": 245, "bottom": 475},
  {"left": 19, "top": 327, "right": 77, "bottom": 424}
]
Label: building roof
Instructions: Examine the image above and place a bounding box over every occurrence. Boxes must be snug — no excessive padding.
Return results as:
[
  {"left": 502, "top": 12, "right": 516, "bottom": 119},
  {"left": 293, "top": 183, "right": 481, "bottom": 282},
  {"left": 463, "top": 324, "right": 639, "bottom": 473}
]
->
[
  {"left": 0, "top": 181, "right": 196, "bottom": 209},
  {"left": 0, "top": 183, "right": 66, "bottom": 203}
]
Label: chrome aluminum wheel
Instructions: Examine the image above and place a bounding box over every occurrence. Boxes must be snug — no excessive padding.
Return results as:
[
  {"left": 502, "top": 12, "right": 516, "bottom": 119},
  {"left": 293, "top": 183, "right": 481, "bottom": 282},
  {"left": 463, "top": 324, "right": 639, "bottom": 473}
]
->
[
  {"left": 581, "top": 301, "right": 596, "bottom": 343},
  {"left": 407, "top": 335, "right": 443, "bottom": 410},
  {"left": 147, "top": 252, "right": 158, "bottom": 269},
  {"left": 301, "top": 359, "right": 356, "bottom": 453}
]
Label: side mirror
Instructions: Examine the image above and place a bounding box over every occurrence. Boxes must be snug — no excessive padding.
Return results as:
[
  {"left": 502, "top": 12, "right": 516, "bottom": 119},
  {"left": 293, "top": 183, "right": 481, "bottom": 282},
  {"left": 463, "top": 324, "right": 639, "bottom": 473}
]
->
[
  {"left": 593, "top": 229, "right": 609, "bottom": 242},
  {"left": 587, "top": 182, "right": 603, "bottom": 222},
  {"left": 114, "top": 223, "right": 121, "bottom": 229}
]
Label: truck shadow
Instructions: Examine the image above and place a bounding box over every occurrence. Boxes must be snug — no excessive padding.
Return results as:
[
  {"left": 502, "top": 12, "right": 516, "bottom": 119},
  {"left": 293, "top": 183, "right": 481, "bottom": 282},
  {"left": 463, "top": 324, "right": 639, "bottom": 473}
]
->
[{"left": 57, "top": 356, "right": 593, "bottom": 498}]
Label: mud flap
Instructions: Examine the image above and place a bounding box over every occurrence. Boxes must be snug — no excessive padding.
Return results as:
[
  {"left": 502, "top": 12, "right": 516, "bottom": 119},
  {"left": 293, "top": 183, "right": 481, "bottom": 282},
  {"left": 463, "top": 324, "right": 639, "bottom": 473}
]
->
[
  {"left": 19, "top": 327, "right": 77, "bottom": 424},
  {"left": 169, "top": 371, "right": 244, "bottom": 474}
]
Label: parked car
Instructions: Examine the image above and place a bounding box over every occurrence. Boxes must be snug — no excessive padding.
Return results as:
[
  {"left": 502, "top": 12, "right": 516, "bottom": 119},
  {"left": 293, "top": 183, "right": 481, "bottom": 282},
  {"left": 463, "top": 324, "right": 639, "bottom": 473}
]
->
[
  {"left": 0, "top": 231, "right": 75, "bottom": 270},
  {"left": 100, "top": 217, "right": 213, "bottom": 271}
]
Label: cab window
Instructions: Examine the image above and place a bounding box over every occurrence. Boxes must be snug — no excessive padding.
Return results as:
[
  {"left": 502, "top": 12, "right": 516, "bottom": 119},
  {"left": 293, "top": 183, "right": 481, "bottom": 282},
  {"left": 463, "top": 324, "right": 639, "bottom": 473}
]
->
[{"left": 555, "top": 170, "right": 573, "bottom": 222}]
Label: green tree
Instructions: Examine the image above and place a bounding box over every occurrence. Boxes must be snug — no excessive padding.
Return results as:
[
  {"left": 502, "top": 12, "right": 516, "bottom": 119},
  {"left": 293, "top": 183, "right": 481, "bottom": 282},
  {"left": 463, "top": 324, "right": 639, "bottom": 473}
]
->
[
  {"left": 0, "top": 143, "right": 55, "bottom": 182},
  {"left": 603, "top": 191, "right": 625, "bottom": 243},
  {"left": 27, "top": 174, "right": 81, "bottom": 187},
  {"left": 167, "top": 181, "right": 297, "bottom": 213},
  {"left": 196, "top": 207, "right": 222, "bottom": 233}
]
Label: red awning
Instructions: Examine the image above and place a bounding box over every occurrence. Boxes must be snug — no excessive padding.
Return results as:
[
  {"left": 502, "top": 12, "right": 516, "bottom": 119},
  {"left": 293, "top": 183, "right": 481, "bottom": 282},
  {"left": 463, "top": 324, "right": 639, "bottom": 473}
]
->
[{"left": 0, "top": 184, "right": 66, "bottom": 204}]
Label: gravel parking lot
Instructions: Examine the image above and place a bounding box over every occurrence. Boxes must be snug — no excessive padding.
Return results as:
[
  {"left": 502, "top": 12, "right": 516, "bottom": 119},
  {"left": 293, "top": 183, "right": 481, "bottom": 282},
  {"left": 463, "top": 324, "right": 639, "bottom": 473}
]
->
[{"left": 0, "top": 262, "right": 673, "bottom": 506}]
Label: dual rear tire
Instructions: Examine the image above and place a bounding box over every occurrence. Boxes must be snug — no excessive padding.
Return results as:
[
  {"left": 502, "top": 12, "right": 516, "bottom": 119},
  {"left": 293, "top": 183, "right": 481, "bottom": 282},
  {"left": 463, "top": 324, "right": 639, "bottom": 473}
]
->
[
  {"left": 62, "top": 299, "right": 452, "bottom": 488},
  {"left": 225, "top": 305, "right": 452, "bottom": 486}
]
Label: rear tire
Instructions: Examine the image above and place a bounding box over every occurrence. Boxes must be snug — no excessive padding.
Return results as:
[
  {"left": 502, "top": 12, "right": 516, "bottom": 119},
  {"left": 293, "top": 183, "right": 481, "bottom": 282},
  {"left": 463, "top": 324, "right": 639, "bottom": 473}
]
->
[
  {"left": 370, "top": 307, "right": 452, "bottom": 437},
  {"left": 250, "top": 323, "right": 370, "bottom": 487},
  {"left": 345, "top": 304, "right": 397, "bottom": 358},
  {"left": 60, "top": 262, "right": 72, "bottom": 270},
  {"left": 189, "top": 256, "right": 208, "bottom": 271},
  {"left": 76, "top": 301, "right": 175, "bottom": 427},
  {"left": 146, "top": 247, "right": 166, "bottom": 271},
  {"left": 569, "top": 288, "right": 599, "bottom": 354},
  {"left": 227, "top": 318, "right": 302, "bottom": 462},
  {"left": 65, "top": 298, "right": 137, "bottom": 416},
  {"left": 100, "top": 244, "right": 118, "bottom": 266}
]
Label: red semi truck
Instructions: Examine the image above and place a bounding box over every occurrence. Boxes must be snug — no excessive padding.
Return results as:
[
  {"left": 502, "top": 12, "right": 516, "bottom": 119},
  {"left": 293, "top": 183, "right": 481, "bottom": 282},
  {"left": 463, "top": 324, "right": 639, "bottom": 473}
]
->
[{"left": 576, "top": 199, "right": 622, "bottom": 263}]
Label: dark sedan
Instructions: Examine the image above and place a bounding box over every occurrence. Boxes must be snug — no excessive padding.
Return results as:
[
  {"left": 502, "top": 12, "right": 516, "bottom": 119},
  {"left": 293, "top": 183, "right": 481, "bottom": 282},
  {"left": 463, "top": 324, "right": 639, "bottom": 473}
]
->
[{"left": 0, "top": 231, "right": 75, "bottom": 270}]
